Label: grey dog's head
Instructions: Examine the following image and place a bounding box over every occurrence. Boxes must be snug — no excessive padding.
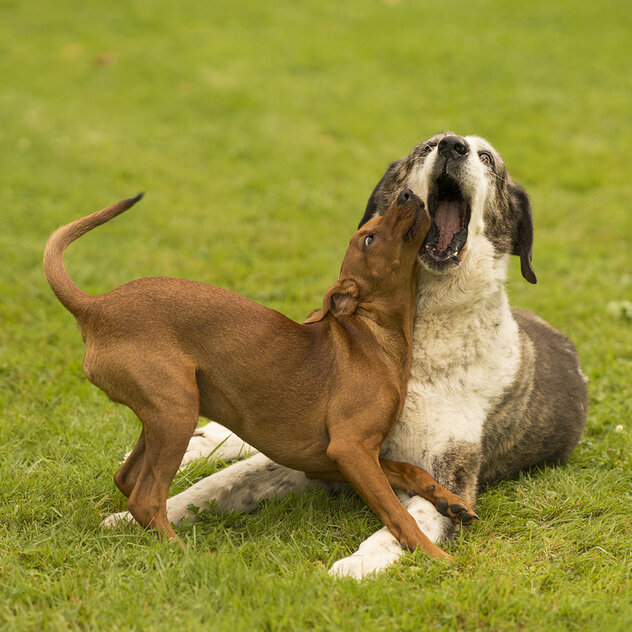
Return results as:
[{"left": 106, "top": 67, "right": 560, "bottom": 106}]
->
[{"left": 359, "top": 132, "right": 536, "bottom": 284}]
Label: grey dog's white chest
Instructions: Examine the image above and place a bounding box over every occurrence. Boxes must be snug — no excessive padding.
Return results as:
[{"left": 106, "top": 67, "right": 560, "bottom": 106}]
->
[{"left": 380, "top": 281, "right": 521, "bottom": 470}]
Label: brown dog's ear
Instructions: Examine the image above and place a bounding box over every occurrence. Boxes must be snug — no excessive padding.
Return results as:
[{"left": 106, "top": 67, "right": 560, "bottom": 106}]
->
[
  {"left": 304, "top": 279, "right": 360, "bottom": 323},
  {"left": 328, "top": 280, "right": 360, "bottom": 318},
  {"left": 509, "top": 182, "right": 537, "bottom": 285}
]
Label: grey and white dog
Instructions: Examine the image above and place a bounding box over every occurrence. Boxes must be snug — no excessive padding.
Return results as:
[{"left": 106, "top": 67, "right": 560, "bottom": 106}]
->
[{"left": 104, "top": 132, "right": 588, "bottom": 579}]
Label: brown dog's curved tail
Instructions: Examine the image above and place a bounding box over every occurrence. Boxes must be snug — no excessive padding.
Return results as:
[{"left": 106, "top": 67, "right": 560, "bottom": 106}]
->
[{"left": 43, "top": 193, "right": 144, "bottom": 317}]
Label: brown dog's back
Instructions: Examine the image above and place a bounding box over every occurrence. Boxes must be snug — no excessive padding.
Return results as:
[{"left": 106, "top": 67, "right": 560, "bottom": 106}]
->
[{"left": 79, "top": 276, "right": 338, "bottom": 471}]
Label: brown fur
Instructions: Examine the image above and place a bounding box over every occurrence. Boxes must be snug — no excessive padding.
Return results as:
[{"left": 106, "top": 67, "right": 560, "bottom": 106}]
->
[{"left": 43, "top": 190, "right": 477, "bottom": 558}]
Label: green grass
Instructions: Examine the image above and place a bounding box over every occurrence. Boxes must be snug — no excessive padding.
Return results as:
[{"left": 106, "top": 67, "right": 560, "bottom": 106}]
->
[{"left": 1, "top": 0, "right": 631, "bottom": 629}]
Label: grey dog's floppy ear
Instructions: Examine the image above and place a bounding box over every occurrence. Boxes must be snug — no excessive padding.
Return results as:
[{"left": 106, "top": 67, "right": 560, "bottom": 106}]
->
[
  {"left": 509, "top": 182, "right": 537, "bottom": 284},
  {"left": 304, "top": 279, "right": 360, "bottom": 323}
]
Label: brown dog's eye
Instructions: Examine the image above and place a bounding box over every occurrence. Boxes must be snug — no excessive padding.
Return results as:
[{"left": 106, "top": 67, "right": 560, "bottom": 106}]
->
[
  {"left": 478, "top": 151, "right": 495, "bottom": 167},
  {"left": 364, "top": 234, "right": 375, "bottom": 250}
]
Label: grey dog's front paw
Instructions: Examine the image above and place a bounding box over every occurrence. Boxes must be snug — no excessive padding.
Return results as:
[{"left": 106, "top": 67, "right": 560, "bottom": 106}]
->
[{"left": 328, "top": 528, "right": 405, "bottom": 579}]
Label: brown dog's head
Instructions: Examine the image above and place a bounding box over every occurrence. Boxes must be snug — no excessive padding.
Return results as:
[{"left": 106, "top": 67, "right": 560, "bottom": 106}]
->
[{"left": 306, "top": 190, "right": 430, "bottom": 323}]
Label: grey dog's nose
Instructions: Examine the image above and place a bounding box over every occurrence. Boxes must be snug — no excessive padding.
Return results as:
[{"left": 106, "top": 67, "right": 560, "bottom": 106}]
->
[
  {"left": 438, "top": 135, "right": 469, "bottom": 160},
  {"left": 397, "top": 188, "right": 414, "bottom": 205}
]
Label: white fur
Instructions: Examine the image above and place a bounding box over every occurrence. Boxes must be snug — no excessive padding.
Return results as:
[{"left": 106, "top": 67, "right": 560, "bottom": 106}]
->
[
  {"left": 379, "top": 243, "right": 520, "bottom": 469},
  {"left": 164, "top": 453, "right": 315, "bottom": 522}
]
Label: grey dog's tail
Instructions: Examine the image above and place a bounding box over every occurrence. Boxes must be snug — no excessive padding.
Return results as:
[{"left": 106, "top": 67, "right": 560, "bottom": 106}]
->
[{"left": 43, "top": 193, "right": 144, "bottom": 318}]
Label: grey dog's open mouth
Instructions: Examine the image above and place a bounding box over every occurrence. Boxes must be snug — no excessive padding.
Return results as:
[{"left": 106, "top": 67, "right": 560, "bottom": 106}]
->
[{"left": 424, "top": 174, "right": 471, "bottom": 262}]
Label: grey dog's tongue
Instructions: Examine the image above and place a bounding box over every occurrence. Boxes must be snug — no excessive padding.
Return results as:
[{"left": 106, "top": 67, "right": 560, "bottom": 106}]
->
[{"left": 434, "top": 201, "right": 464, "bottom": 251}]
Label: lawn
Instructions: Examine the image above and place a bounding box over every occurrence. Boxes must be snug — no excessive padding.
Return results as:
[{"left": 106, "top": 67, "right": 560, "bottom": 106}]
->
[{"left": 1, "top": 0, "right": 631, "bottom": 629}]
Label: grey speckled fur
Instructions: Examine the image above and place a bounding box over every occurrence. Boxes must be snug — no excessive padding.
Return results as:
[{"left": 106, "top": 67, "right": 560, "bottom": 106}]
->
[{"left": 479, "top": 307, "right": 588, "bottom": 485}]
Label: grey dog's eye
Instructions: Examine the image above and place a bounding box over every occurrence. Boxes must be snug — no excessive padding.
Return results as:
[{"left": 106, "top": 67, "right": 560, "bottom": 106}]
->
[
  {"left": 364, "top": 234, "right": 375, "bottom": 249},
  {"left": 478, "top": 151, "right": 494, "bottom": 167}
]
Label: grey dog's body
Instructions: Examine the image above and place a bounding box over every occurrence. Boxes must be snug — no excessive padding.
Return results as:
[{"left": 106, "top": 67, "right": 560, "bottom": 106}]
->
[
  {"left": 106, "top": 133, "right": 588, "bottom": 578},
  {"left": 360, "top": 134, "right": 587, "bottom": 525}
]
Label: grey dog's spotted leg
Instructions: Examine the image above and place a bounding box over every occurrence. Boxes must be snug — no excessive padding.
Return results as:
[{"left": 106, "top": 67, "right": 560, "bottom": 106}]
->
[
  {"left": 430, "top": 440, "right": 482, "bottom": 509},
  {"left": 103, "top": 453, "right": 319, "bottom": 528}
]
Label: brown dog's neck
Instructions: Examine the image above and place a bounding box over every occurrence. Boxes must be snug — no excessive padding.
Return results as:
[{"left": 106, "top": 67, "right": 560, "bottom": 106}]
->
[
  {"left": 330, "top": 307, "right": 414, "bottom": 382},
  {"left": 357, "top": 277, "right": 418, "bottom": 365}
]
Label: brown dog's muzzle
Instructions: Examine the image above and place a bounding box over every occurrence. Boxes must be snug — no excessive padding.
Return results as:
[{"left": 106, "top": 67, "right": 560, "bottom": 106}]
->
[{"left": 390, "top": 188, "right": 429, "bottom": 242}]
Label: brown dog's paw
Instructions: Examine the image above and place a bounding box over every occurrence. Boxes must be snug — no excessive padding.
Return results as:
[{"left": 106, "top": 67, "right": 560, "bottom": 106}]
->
[{"left": 435, "top": 497, "right": 479, "bottom": 525}]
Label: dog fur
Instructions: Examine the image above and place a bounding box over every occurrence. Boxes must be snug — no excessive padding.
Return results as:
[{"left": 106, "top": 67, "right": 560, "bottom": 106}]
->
[
  {"left": 105, "top": 133, "right": 588, "bottom": 578},
  {"left": 45, "top": 189, "right": 481, "bottom": 557}
]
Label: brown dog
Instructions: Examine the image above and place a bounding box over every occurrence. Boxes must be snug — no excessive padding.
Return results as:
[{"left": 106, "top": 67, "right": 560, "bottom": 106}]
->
[{"left": 44, "top": 189, "right": 476, "bottom": 558}]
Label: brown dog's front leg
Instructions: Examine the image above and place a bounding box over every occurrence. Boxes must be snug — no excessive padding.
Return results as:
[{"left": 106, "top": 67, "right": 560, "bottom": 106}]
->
[
  {"left": 379, "top": 459, "right": 479, "bottom": 526},
  {"left": 325, "top": 440, "right": 449, "bottom": 559}
]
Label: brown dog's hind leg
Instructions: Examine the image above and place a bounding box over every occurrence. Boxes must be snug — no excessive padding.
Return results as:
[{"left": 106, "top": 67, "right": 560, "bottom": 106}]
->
[
  {"left": 111, "top": 362, "right": 201, "bottom": 539},
  {"left": 114, "top": 429, "right": 145, "bottom": 498},
  {"left": 126, "top": 407, "right": 198, "bottom": 539},
  {"left": 379, "top": 459, "right": 478, "bottom": 525},
  {"left": 325, "top": 439, "right": 449, "bottom": 559}
]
